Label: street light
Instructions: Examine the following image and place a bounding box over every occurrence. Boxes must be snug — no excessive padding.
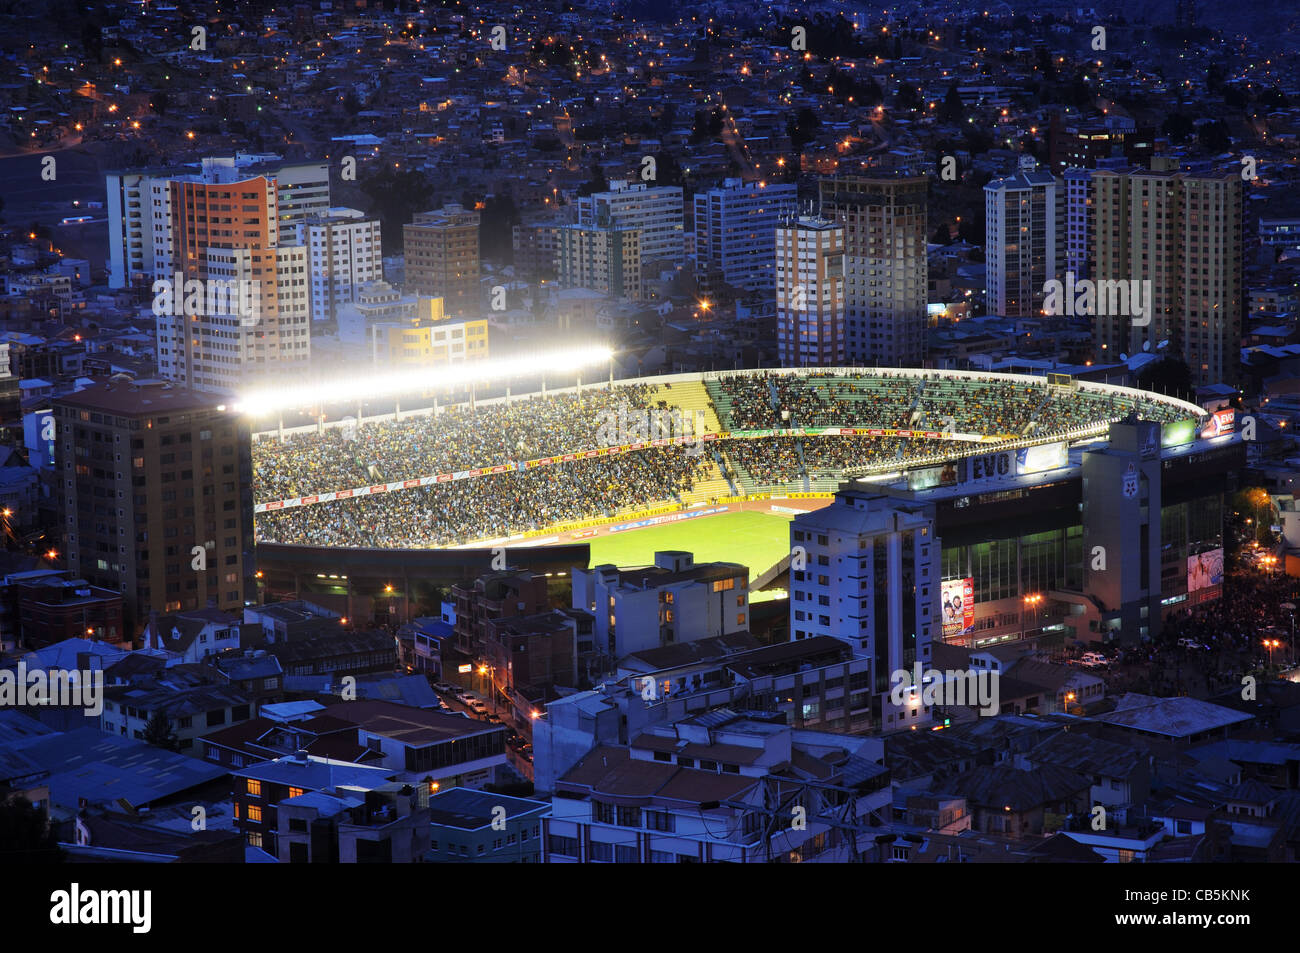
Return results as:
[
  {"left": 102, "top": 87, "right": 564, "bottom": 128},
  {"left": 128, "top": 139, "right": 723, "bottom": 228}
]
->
[
  {"left": 1264, "top": 638, "right": 1282, "bottom": 667},
  {"left": 1022, "top": 593, "right": 1043, "bottom": 634},
  {"left": 1283, "top": 603, "right": 1296, "bottom": 665}
]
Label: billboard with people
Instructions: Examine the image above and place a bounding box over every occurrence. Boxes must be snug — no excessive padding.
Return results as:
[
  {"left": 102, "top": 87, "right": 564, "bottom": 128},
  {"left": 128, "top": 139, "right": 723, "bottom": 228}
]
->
[
  {"left": 1187, "top": 548, "right": 1224, "bottom": 593},
  {"left": 941, "top": 577, "right": 975, "bottom": 637}
]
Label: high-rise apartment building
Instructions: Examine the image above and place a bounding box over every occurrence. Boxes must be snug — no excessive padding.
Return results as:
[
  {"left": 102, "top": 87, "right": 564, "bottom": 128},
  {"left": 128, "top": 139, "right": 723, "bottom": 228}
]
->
[
  {"left": 153, "top": 176, "right": 311, "bottom": 394},
  {"left": 106, "top": 169, "right": 163, "bottom": 290},
  {"left": 555, "top": 224, "right": 642, "bottom": 299},
  {"left": 577, "top": 181, "right": 684, "bottom": 272},
  {"left": 1091, "top": 157, "right": 1243, "bottom": 385},
  {"left": 775, "top": 216, "right": 845, "bottom": 366},
  {"left": 788, "top": 492, "right": 939, "bottom": 732},
  {"left": 1063, "top": 157, "right": 1129, "bottom": 283},
  {"left": 109, "top": 154, "right": 327, "bottom": 393},
  {"left": 403, "top": 204, "right": 481, "bottom": 317},
  {"left": 1064, "top": 167, "right": 1093, "bottom": 281},
  {"left": 818, "top": 175, "right": 928, "bottom": 366},
  {"left": 107, "top": 154, "right": 329, "bottom": 291},
  {"left": 984, "top": 157, "right": 1063, "bottom": 319},
  {"left": 694, "top": 179, "right": 797, "bottom": 294},
  {"left": 291, "top": 207, "right": 383, "bottom": 322},
  {"left": 52, "top": 380, "right": 254, "bottom": 635}
]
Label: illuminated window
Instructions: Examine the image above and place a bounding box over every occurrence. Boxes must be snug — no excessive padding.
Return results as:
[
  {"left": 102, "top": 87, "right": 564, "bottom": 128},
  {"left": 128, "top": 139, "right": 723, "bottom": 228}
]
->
[
  {"left": 246, "top": 779, "right": 261, "bottom": 797},
  {"left": 247, "top": 805, "right": 263, "bottom": 824},
  {"left": 288, "top": 787, "right": 304, "bottom": 799},
  {"left": 712, "top": 578, "right": 735, "bottom": 593}
]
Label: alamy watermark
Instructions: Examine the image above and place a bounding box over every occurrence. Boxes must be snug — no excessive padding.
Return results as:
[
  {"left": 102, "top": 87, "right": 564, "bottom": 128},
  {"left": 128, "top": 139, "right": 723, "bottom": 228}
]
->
[
  {"left": 1042, "top": 271, "right": 1151, "bottom": 326},
  {"left": 152, "top": 273, "right": 261, "bottom": 326},
  {"left": 889, "top": 664, "right": 999, "bottom": 717},
  {"left": 0, "top": 664, "right": 103, "bottom": 716},
  {"left": 596, "top": 402, "right": 708, "bottom": 457},
  {"left": 50, "top": 883, "right": 150, "bottom": 933}
]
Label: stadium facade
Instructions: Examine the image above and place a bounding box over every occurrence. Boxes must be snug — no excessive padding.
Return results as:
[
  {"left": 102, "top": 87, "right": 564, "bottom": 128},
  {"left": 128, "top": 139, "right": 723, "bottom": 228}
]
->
[{"left": 790, "top": 415, "right": 1241, "bottom": 731}]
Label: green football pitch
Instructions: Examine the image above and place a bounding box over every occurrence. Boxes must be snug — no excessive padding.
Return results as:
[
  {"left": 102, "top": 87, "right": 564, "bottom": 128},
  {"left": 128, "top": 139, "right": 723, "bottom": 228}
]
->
[{"left": 585, "top": 509, "right": 794, "bottom": 589}]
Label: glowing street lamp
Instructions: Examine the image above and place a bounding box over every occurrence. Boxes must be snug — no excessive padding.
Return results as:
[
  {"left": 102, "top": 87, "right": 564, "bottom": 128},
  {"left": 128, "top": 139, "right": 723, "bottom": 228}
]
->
[{"left": 1264, "top": 638, "right": 1283, "bottom": 667}]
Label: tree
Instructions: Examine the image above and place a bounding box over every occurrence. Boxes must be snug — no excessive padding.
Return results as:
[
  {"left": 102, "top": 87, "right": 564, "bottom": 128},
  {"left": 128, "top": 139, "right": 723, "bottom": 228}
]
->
[
  {"left": 650, "top": 150, "right": 684, "bottom": 188},
  {"left": 940, "top": 83, "right": 964, "bottom": 123},
  {"left": 144, "top": 709, "right": 180, "bottom": 751},
  {"left": 1161, "top": 113, "right": 1194, "bottom": 142},
  {"left": 1197, "top": 120, "right": 1231, "bottom": 153},
  {"left": 1258, "top": 88, "right": 1289, "bottom": 111},
  {"left": 576, "top": 160, "right": 607, "bottom": 198},
  {"left": 0, "top": 794, "right": 63, "bottom": 864},
  {"left": 1036, "top": 46, "right": 1058, "bottom": 82},
  {"left": 1206, "top": 63, "right": 1224, "bottom": 93},
  {"left": 894, "top": 84, "right": 923, "bottom": 112},
  {"left": 1136, "top": 356, "right": 1194, "bottom": 401},
  {"left": 360, "top": 166, "right": 435, "bottom": 251},
  {"left": 787, "top": 106, "right": 821, "bottom": 154},
  {"left": 151, "top": 90, "right": 170, "bottom": 117},
  {"left": 479, "top": 192, "right": 520, "bottom": 264}
]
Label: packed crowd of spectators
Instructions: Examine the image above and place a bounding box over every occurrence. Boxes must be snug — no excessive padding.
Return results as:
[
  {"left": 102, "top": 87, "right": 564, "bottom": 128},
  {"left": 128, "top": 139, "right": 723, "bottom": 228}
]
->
[
  {"left": 257, "top": 446, "right": 715, "bottom": 547},
  {"left": 722, "top": 435, "right": 972, "bottom": 488},
  {"left": 710, "top": 371, "right": 1193, "bottom": 437},
  {"left": 254, "top": 383, "right": 661, "bottom": 500},
  {"left": 253, "top": 370, "right": 1201, "bottom": 548},
  {"left": 724, "top": 439, "right": 805, "bottom": 487}
]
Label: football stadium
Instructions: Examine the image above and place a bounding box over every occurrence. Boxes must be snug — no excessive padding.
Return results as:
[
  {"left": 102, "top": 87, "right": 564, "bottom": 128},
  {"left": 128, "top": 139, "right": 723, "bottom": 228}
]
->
[{"left": 249, "top": 367, "right": 1207, "bottom": 571}]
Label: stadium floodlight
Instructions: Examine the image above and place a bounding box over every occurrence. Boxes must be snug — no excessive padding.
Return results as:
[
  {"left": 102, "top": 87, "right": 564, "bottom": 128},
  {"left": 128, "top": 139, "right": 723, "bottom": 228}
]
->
[{"left": 231, "top": 344, "right": 614, "bottom": 416}]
